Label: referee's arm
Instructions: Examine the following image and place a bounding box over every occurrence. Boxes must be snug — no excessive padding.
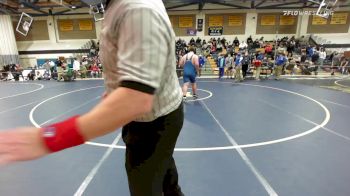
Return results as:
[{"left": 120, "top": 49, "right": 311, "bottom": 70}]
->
[
  {"left": 78, "top": 87, "right": 154, "bottom": 140},
  {"left": 78, "top": 8, "right": 169, "bottom": 140},
  {"left": 0, "top": 7, "right": 169, "bottom": 165}
]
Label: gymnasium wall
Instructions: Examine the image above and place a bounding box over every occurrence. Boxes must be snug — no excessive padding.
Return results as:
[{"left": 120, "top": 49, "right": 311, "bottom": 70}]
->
[
  {"left": 168, "top": 7, "right": 350, "bottom": 42},
  {"left": 169, "top": 15, "right": 196, "bottom": 36},
  {"left": 13, "top": 6, "right": 350, "bottom": 67},
  {"left": 15, "top": 15, "right": 101, "bottom": 58},
  {"left": 307, "top": 12, "right": 350, "bottom": 34}
]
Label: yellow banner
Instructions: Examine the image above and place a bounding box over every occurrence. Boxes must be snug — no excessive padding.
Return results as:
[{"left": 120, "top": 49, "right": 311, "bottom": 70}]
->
[
  {"left": 330, "top": 13, "right": 348, "bottom": 25},
  {"left": 169, "top": 16, "right": 176, "bottom": 27},
  {"left": 279, "top": 16, "right": 295, "bottom": 25},
  {"left": 179, "top": 16, "right": 193, "bottom": 28},
  {"left": 261, "top": 15, "right": 276, "bottom": 26},
  {"left": 59, "top": 20, "right": 73, "bottom": 31},
  {"left": 209, "top": 16, "right": 223, "bottom": 27},
  {"left": 312, "top": 15, "right": 327, "bottom": 25},
  {"left": 79, "top": 20, "right": 93, "bottom": 31},
  {"left": 228, "top": 15, "right": 243, "bottom": 26}
]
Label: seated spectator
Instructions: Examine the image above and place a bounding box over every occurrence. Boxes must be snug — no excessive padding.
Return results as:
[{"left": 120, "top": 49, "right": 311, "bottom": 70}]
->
[
  {"left": 80, "top": 64, "right": 88, "bottom": 78},
  {"left": 239, "top": 41, "right": 248, "bottom": 51},
  {"left": 253, "top": 39, "right": 260, "bottom": 49},
  {"left": 300, "top": 52, "right": 307, "bottom": 63},
  {"left": 27, "top": 69, "right": 36, "bottom": 80},
  {"left": 36, "top": 71, "right": 43, "bottom": 80},
  {"left": 285, "top": 58, "right": 296, "bottom": 75},
  {"left": 306, "top": 45, "right": 314, "bottom": 60},
  {"left": 233, "top": 37, "right": 240, "bottom": 47},
  {"left": 43, "top": 70, "right": 51, "bottom": 80},
  {"left": 13, "top": 64, "right": 24, "bottom": 81},
  {"left": 90, "top": 64, "right": 100, "bottom": 78},
  {"left": 265, "top": 44, "right": 273, "bottom": 57},
  {"left": 247, "top": 35, "right": 253, "bottom": 45},
  {"left": 62, "top": 66, "right": 74, "bottom": 81}
]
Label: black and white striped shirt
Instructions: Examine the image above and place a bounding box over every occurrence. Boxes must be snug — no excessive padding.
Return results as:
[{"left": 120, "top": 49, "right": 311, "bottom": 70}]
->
[{"left": 100, "top": 0, "right": 182, "bottom": 122}]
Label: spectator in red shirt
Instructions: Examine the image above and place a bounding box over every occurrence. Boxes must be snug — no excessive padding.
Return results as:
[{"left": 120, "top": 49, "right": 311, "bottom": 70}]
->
[{"left": 90, "top": 64, "right": 100, "bottom": 78}]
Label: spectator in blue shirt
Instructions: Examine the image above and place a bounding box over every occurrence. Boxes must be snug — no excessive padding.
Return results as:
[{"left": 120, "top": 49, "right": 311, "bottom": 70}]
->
[
  {"left": 275, "top": 53, "right": 287, "bottom": 80},
  {"left": 218, "top": 53, "right": 226, "bottom": 79},
  {"left": 198, "top": 55, "right": 205, "bottom": 77}
]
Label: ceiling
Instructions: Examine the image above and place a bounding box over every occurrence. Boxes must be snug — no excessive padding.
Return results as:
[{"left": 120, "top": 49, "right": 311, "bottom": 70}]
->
[{"left": 0, "top": 0, "right": 349, "bottom": 16}]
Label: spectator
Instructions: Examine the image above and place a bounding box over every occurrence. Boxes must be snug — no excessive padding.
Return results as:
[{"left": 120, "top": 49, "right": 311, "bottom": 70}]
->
[
  {"left": 226, "top": 53, "right": 234, "bottom": 79},
  {"left": 27, "top": 68, "right": 36, "bottom": 80},
  {"left": 36, "top": 71, "right": 43, "bottom": 80},
  {"left": 43, "top": 60, "right": 51, "bottom": 73},
  {"left": 253, "top": 39, "right": 260, "bottom": 49},
  {"left": 254, "top": 52, "right": 264, "bottom": 80},
  {"left": 49, "top": 60, "right": 55, "bottom": 73},
  {"left": 301, "top": 51, "right": 307, "bottom": 63},
  {"left": 331, "top": 52, "right": 341, "bottom": 75},
  {"left": 265, "top": 44, "right": 273, "bottom": 58},
  {"left": 56, "top": 59, "right": 64, "bottom": 81},
  {"left": 241, "top": 52, "right": 250, "bottom": 79},
  {"left": 311, "top": 49, "right": 320, "bottom": 75},
  {"left": 218, "top": 53, "right": 226, "bottom": 79},
  {"left": 340, "top": 58, "right": 349, "bottom": 75},
  {"left": 73, "top": 58, "right": 81, "bottom": 79},
  {"left": 210, "top": 40, "right": 217, "bottom": 54},
  {"left": 287, "top": 41, "right": 295, "bottom": 57},
  {"left": 62, "top": 66, "right": 74, "bottom": 81},
  {"left": 247, "top": 35, "right": 253, "bottom": 45},
  {"left": 318, "top": 48, "right": 326, "bottom": 68},
  {"left": 90, "top": 63, "right": 100, "bottom": 78},
  {"left": 275, "top": 53, "right": 287, "bottom": 80},
  {"left": 80, "top": 64, "right": 88, "bottom": 78},
  {"left": 239, "top": 41, "right": 248, "bottom": 51},
  {"left": 306, "top": 45, "right": 314, "bottom": 60},
  {"left": 234, "top": 53, "right": 243, "bottom": 82},
  {"left": 233, "top": 37, "right": 240, "bottom": 47},
  {"left": 198, "top": 55, "right": 205, "bottom": 77},
  {"left": 12, "top": 64, "right": 24, "bottom": 81}
]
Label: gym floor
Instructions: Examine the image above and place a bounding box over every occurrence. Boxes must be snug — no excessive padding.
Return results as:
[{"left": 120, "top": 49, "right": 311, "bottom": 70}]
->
[{"left": 0, "top": 77, "right": 350, "bottom": 196}]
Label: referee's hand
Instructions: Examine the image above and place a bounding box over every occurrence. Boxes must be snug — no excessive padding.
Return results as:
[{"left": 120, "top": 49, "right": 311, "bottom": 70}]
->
[{"left": 0, "top": 127, "right": 49, "bottom": 165}]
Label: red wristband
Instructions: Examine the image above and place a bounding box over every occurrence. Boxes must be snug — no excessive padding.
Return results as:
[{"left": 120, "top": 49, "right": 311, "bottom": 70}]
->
[{"left": 41, "top": 116, "right": 85, "bottom": 152}]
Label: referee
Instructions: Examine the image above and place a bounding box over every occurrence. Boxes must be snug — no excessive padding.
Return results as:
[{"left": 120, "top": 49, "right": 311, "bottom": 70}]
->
[{"left": 0, "top": 0, "right": 184, "bottom": 196}]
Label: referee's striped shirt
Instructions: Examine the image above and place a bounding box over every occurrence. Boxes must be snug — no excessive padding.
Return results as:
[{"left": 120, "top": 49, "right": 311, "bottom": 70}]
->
[{"left": 100, "top": 0, "right": 182, "bottom": 122}]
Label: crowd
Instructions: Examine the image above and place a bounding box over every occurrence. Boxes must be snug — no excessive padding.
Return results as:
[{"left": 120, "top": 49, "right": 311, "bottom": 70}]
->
[
  {"left": 175, "top": 36, "right": 349, "bottom": 80},
  {"left": 0, "top": 55, "right": 103, "bottom": 82},
  {"left": 1, "top": 36, "right": 349, "bottom": 82}
]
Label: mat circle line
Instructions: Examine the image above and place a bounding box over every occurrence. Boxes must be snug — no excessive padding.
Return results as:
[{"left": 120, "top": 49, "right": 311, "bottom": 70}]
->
[
  {"left": 334, "top": 76, "right": 350, "bottom": 88},
  {"left": 0, "top": 83, "right": 44, "bottom": 100},
  {"left": 29, "top": 82, "right": 330, "bottom": 152},
  {"left": 184, "top": 88, "right": 213, "bottom": 102}
]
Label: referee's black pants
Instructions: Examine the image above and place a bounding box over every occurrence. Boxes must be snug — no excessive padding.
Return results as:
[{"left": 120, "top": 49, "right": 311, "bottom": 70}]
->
[{"left": 122, "top": 103, "right": 184, "bottom": 196}]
